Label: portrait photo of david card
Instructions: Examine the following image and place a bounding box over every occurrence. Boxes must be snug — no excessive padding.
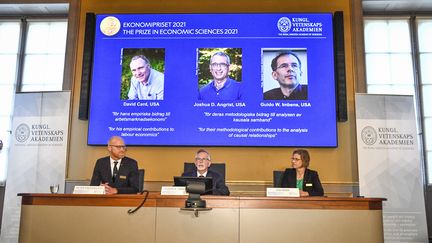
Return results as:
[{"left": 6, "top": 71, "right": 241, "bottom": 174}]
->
[
  {"left": 262, "top": 49, "right": 308, "bottom": 100},
  {"left": 120, "top": 48, "right": 165, "bottom": 100},
  {"left": 197, "top": 48, "right": 243, "bottom": 101}
]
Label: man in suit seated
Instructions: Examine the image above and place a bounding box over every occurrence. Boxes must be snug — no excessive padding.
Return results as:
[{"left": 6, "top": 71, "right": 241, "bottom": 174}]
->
[
  {"left": 90, "top": 136, "right": 139, "bottom": 194},
  {"left": 182, "top": 148, "right": 230, "bottom": 196}
]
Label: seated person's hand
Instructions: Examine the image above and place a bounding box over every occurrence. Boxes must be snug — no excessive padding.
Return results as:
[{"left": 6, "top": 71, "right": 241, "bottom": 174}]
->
[
  {"left": 299, "top": 190, "right": 309, "bottom": 197},
  {"left": 101, "top": 183, "right": 118, "bottom": 195}
]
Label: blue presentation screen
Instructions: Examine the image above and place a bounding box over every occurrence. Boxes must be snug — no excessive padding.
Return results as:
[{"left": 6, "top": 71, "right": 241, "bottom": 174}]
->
[{"left": 88, "top": 13, "right": 337, "bottom": 147}]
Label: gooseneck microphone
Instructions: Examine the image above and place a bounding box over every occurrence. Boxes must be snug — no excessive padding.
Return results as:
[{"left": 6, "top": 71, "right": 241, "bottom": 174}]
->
[{"left": 127, "top": 190, "right": 149, "bottom": 214}]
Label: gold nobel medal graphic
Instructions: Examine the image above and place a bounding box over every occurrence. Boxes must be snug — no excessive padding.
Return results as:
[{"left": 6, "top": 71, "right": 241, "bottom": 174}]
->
[{"left": 100, "top": 16, "right": 121, "bottom": 36}]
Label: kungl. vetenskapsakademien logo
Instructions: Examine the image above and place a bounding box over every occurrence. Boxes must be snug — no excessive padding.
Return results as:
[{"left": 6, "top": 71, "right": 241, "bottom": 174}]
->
[
  {"left": 15, "top": 123, "right": 30, "bottom": 143},
  {"left": 361, "top": 126, "right": 377, "bottom": 145},
  {"left": 277, "top": 17, "right": 292, "bottom": 33}
]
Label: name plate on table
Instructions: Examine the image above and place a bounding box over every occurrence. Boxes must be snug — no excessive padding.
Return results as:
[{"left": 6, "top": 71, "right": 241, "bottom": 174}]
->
[
  {"left": 266, "top": 188, "right": 300, "bottom": 197},
  {"left": 161, "top": 186, "right": 187, "bottom": 195},
  {"left": 73, "top": 186, "right": 105, "bottom": 194}
]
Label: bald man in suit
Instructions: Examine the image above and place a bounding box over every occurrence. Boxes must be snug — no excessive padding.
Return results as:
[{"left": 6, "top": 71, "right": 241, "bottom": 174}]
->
[{"left": 90, "top": 136, "right": 139, "bottom": 194}]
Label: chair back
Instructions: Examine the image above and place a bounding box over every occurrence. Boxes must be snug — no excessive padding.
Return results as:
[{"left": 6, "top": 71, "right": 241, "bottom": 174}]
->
[
  {"left": 273, "top": 170, "right": 284, "bottom": 187},
  {"left": 138, "top": 169, "right": 145, "bottom": 192},
  {"left": 184, "top": 162, "right": 226, "bottom": 182}
]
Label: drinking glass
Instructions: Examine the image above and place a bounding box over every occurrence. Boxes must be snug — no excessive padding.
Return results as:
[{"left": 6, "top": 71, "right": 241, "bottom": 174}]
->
[{"left": 50, "top": 184, "right": 59, "bottom": 194}]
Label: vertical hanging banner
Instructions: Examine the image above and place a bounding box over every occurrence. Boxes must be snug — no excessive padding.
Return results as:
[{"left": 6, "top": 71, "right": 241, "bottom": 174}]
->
[
  {"left": 0, "top": 92, "right": 70, "bottom": 243},
  {"left": 356, "top": 94, "right": 428, "bottom": 242}
]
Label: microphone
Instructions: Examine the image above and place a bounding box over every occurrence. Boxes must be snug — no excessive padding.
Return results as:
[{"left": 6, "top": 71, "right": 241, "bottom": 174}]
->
[{"left": 127, "top": 190, "right": 149, "bottom": 214}]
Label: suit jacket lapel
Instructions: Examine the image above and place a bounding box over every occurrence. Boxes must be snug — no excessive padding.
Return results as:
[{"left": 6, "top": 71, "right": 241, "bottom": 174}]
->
[
  {"left": 288, "top": 169, "right": 296, "bottom": 187},
  {"left": 115, "top": 158, "right": 129, "bottom": 185},
  {"left": 303, "top": 169, "right": 310, "bottom": 188},
  {"left": 206, "top": 170, "right": 212, "bottom": 177},
  {"left": 103, "top": 158, "right": 114, "bottom": 184},
  {"left": 118, "top": 159, "right": 127, "bottom": 176}
]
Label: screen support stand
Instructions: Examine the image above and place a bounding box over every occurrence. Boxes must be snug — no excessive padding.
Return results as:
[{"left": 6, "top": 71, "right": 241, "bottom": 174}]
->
[
  {"left": 181, "top": 193, "right": 212, "bottom": 217},
  {"left": 180, "top": 207, "right": 213, "bottom": 217}
]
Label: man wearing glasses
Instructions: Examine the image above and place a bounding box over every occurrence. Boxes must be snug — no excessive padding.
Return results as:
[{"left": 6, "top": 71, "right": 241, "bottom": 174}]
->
[
  {"left": 90, "top": 136, "right": 139, "bottom": 194},
  {"left": 264, "top": 51, "right": 308, "bottom": 100},
  {"left": 182, "top": 148, "right": 230, "bottom": 195},
  {"left": 198, "top": 51, "right": 243, "bottom": 100},
  {"left": 128, "top": 54, "right": 164, "bottom": 100}
]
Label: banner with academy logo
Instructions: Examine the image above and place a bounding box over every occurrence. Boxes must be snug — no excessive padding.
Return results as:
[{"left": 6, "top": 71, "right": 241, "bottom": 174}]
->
[
  {"left": 0, "top": 92, "right": 70, "bottom": 243},
  {"left": 355, "top": 94, "right": 428, "bottom": 242}
]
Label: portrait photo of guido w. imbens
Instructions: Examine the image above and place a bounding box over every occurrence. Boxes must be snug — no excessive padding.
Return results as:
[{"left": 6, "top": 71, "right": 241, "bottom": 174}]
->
[{"left": 262, "top": 49, "right": 308, "bottom": 101}]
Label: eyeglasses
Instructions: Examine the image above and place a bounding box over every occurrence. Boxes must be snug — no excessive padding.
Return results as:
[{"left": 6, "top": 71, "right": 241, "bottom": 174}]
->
[
  {"left": 109, "top": 145, "right": 127, "bottom": 150},
  {"left": 195, "top": 157, "right": 210, "bottom": 162},
  {"left": 277, "top": 63, "right": 299, "bottom": 70},
  {"left": 291, "top": 158, "right": 302, "bottom": 161},
  {"left": 210, "top": 63, "right": 229, "bottom": 69}
]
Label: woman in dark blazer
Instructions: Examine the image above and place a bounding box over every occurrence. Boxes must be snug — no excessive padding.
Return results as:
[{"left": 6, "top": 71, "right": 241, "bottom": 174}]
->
[{"left": 281, "top": 149, "right": 324, "bottom": 196}]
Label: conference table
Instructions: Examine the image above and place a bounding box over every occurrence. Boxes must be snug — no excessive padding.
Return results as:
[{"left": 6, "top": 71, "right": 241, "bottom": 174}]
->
[{"left": 18, "top": 193, "right": 385, "bottom": 243}]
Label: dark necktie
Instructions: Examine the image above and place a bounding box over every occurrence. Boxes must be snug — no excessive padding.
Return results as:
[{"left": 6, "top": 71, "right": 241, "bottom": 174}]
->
[
  {"left": 199, "top": 175, "right": 204, "bottom": 177},
  {"left": 112, "top": 161, "right": 118, "bottom": 182}
]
